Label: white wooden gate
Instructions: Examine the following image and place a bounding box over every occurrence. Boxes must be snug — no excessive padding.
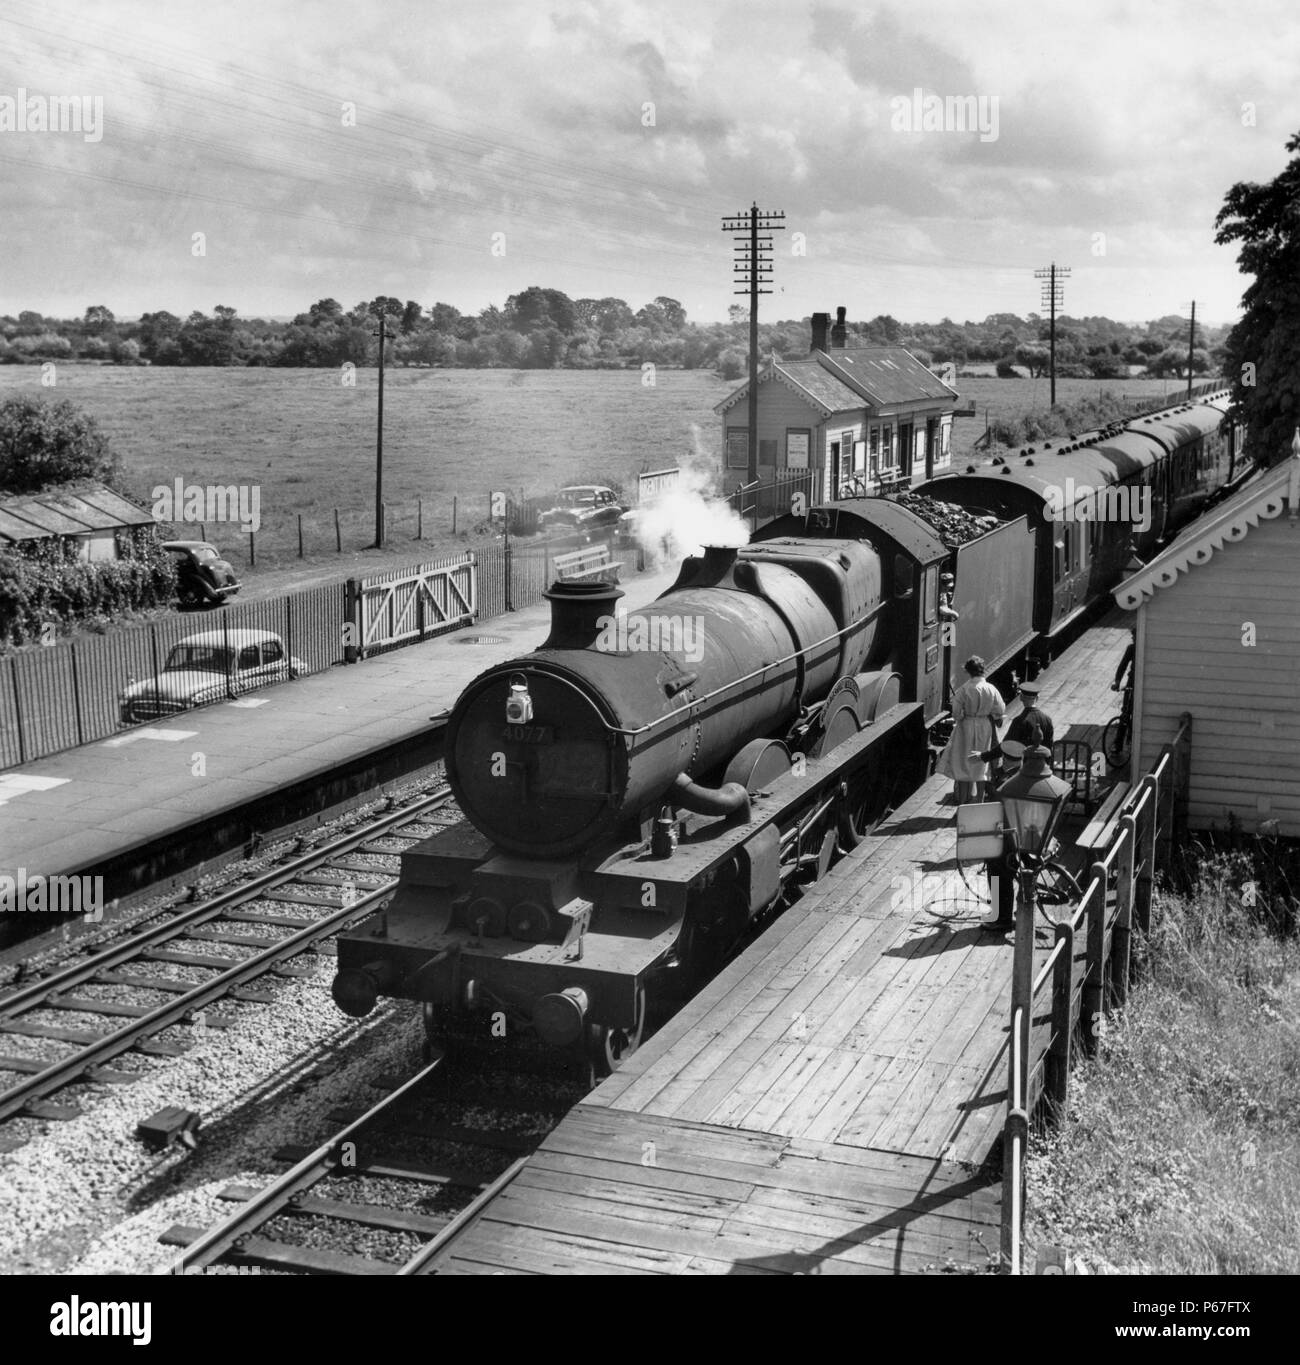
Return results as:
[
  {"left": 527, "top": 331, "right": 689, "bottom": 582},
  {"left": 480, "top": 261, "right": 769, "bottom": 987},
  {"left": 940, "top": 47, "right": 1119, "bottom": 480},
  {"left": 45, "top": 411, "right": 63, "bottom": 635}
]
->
[{"left": 353, "top": 553, "right": 475, "bottom": 656}]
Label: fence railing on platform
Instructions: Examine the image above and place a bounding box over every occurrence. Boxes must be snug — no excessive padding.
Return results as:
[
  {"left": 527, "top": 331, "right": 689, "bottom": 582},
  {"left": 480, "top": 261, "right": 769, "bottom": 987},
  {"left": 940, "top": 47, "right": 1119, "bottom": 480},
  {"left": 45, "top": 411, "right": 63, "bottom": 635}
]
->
[
  {"left": 727, "top": 469, "right": 818, "bottom": 528},
  {"left": 999, "top": 713, "right": 1192, "bottom": 1274},
  {"left": 0, "top": 534, "right": 643, "bottom": 771}
]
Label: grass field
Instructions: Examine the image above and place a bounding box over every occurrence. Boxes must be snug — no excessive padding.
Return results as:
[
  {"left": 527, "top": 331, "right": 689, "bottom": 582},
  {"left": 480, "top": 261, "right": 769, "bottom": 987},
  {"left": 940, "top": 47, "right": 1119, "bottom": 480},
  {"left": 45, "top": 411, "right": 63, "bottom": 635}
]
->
[
  {"left": 0, "top": 365, "right": 1201, "bottom": 573},
  {"left": 0, "top": 366, "right": 732, "bottom": 571},
  {"left": 951, "top": 375, "right": 1199, "bottom": 462}
]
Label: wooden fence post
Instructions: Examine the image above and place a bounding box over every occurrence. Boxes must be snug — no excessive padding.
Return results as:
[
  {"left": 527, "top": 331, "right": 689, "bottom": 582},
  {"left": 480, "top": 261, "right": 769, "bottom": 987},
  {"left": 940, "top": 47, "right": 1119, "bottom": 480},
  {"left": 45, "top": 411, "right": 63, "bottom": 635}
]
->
[
  {"left": 1081, "top": 859, "right": 1108, "bottom": 1055},
  {"left": 417, "top": 498, "right": 423, "bottom": 540},
  {"left": 1045, "top": 919, "right": 1074, "bottom": 1110},
  {"left": 1113, "top": 815, "right": 1137, "bottom": 1005},
  {"left": 452, "top": 495, "right": 458, "bottom": 536},
  {"left": 335, "top": 508, "right": 342, "bottom": 553},
  {"left": 1136, "top": 775, "right": 1157, "bottom": 937},
  {"left": 249, "top": 530, "right": 256, "bottom": 568},
  {"left": 297, "top": 514, "right": 303, "bottom": 559}
]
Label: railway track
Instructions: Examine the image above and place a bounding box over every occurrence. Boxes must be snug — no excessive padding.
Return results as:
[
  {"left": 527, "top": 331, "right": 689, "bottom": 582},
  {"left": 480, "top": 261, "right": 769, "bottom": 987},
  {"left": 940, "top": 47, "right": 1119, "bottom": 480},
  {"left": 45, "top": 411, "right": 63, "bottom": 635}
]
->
[
  {"left": 0, "top": 784, "right": 460, "bottom": 1135},
  {"left": 161, "top": 1050, "right": 565, "bottom": 1275}
]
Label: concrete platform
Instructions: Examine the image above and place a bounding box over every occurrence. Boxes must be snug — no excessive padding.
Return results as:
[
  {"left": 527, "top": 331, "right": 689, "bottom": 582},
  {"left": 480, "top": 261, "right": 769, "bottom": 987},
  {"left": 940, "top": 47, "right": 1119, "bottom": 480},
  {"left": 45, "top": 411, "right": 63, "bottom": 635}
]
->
[{"left": 0, "top": 563, "right": 681, "bottom": 934}]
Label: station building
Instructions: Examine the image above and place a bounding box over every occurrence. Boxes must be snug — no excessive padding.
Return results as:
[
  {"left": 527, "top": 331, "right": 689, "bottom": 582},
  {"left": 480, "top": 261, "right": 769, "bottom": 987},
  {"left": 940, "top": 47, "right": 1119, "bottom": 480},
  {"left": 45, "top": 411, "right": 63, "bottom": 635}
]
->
[
  {"left": 1114, "top": 441, "right": 1300, "bottom": 836},
  {"left": 715, "top": 307, "right": 960, "bottom": 501}
]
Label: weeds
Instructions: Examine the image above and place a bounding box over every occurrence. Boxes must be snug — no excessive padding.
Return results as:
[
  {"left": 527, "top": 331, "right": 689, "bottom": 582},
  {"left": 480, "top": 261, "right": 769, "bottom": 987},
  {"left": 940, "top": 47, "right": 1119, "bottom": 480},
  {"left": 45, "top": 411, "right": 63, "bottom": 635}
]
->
[{"left": 1026, "top": 840, "right": 1300, "bottom": 1274}]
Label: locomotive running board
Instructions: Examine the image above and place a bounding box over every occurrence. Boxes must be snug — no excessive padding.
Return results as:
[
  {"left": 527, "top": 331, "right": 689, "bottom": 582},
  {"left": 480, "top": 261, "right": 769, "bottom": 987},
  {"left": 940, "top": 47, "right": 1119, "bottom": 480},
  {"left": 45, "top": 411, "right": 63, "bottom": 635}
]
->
[{"left": 586, "top": 701, "right": 925, "bottom": 912}]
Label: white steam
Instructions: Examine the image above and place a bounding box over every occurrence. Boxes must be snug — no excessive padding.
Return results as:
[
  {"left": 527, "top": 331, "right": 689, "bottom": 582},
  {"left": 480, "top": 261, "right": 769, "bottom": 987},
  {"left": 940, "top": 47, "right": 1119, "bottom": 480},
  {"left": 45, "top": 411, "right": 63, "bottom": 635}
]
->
[{"left": 630, "top": 425, "right": 751, "bottom": 565}]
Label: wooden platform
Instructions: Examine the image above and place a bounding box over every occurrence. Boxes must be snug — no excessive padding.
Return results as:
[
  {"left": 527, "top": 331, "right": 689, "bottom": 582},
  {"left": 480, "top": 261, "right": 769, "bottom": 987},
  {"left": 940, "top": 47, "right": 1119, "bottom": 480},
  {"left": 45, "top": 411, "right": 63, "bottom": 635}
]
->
[{"left": 442, "top": 619, "right": 1134, "bottom": 1275}]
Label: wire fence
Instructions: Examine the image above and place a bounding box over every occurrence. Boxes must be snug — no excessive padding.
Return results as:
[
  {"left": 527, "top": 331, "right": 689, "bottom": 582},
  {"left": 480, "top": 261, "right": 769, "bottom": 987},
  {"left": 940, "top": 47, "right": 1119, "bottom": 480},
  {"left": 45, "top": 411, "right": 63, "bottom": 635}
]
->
[{"left": 0, "top": 533, "right": 641, "bottom": 771}]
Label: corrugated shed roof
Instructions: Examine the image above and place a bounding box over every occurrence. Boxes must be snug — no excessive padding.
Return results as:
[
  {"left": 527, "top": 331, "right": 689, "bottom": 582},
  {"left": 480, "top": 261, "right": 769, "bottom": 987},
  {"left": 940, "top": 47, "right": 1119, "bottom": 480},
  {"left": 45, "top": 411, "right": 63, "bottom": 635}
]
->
[{"left": 0, "top": 484, "right": 154, "bottom": 544}]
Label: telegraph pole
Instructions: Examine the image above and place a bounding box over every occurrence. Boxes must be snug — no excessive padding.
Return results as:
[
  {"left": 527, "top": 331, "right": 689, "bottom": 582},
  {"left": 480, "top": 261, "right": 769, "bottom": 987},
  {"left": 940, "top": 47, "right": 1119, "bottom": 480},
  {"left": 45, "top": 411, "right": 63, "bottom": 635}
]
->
[
  {"left": 1034, "top": 262, "right": 1070, "bottom": 407},
  {"left": 372, "top": 313, "right": 388, "bottom": 548},
  {"left": 1184, "top": 300, "right": 1197, "bottom": 399},
  {"left": 722, "top": 204, "right": 785, "bottom": 483}
]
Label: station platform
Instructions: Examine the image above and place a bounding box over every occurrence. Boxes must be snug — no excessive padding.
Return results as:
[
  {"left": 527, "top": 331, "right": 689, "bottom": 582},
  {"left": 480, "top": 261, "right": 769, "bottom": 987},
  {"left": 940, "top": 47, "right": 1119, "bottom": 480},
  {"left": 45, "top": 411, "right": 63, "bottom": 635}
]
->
[
  {"left": 0, "top": 562, "right": 681, "bottom": 931},
  {"left": 440, "top": 619, "right": 1132, "bottom": 1275}
]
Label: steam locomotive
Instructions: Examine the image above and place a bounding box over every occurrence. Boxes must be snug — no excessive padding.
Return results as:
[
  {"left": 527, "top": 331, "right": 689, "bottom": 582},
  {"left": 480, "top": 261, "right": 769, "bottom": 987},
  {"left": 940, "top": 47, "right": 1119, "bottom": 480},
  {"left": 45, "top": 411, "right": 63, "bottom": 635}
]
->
[
  {"left": 332, "top": 388, "right": 1248, "bottom": 1074},
  {"left": 333, "top": 539, "right": 927, "bottom": 1076}
]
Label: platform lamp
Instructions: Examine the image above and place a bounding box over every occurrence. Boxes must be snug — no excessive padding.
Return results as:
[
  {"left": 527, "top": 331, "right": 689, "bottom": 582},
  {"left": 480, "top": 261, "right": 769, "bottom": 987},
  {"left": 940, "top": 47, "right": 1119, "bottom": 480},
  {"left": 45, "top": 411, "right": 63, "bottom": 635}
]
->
[{"left": 995, "top": 744, "right": 1072, "bottom": 1271}]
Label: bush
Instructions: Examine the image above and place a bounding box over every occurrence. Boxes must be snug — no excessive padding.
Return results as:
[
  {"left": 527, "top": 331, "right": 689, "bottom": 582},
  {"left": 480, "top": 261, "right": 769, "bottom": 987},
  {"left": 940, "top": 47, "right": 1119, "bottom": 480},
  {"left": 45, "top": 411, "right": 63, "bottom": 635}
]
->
[
  {"left": 0, "top": 396, "right": 118, "bottom": 494},
  {"left": 995, "top": 357, "right": 1021, "bottom": 378},
  {"left": 0, "top": 532, "right": 177, "bottom": 647}
]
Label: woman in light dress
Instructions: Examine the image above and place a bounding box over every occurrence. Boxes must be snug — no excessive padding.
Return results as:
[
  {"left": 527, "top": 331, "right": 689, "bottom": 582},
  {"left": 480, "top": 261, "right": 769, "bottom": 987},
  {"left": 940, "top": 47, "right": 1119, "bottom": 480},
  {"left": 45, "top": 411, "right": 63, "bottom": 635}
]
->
[{"left": 937, "top": 655, "right": 1006, "bottom": 805}]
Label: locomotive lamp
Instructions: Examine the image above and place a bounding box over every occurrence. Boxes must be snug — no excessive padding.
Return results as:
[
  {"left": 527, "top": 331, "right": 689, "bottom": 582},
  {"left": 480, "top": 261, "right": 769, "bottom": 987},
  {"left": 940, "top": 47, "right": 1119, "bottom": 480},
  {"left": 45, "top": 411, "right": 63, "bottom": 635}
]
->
[{"left": 505, "top": 673, "right": 533, "bottom": 726}]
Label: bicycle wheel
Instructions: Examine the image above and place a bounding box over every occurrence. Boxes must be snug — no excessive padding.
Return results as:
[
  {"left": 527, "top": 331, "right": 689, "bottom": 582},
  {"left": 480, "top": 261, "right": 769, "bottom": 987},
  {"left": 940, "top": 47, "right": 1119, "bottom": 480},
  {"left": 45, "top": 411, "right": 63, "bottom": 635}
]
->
[
  {"left": 1035, "top": 858, "right": 1082, "bottom": 908},
  {"left": 1102, "top": 715, "right": 1131, "bottom": 768}
]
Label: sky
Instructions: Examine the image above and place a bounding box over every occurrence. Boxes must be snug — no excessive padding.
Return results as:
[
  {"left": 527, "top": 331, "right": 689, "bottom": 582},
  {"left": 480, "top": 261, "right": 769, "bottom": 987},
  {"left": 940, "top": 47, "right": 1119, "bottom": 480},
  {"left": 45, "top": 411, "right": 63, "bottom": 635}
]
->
[{"left": 0, "top": 0, "right": 1296, "bottom": 328}]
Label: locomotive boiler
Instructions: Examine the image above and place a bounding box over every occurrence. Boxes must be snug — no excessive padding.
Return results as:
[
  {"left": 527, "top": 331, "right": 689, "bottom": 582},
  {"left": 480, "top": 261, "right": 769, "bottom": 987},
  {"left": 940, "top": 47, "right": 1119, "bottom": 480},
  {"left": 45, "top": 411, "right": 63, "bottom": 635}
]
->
[{"left": 333, "top": 538, "right": 926, "bottom": 1077}]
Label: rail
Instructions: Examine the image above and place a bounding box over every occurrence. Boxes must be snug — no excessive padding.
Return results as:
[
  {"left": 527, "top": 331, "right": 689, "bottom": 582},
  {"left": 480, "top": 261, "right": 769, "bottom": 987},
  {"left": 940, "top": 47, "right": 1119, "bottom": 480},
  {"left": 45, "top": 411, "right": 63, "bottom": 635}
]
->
[{"left": 999, "top": 712, "right": 1192, "bottom": 1274}]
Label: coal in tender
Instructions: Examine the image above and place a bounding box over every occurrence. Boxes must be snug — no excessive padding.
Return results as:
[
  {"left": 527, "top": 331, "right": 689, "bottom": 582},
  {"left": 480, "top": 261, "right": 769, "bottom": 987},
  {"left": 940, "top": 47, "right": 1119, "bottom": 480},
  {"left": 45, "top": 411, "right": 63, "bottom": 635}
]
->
[{"left": 893, "top": 493, "right": 1001, "bottom": 547}]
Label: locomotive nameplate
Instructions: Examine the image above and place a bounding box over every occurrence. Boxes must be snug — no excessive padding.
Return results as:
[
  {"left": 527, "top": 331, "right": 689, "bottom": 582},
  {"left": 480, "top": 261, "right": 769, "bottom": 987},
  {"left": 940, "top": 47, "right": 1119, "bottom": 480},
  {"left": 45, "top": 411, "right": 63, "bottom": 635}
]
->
[{"left": 503, "top": 724, "right": 555, "bottom": 743}]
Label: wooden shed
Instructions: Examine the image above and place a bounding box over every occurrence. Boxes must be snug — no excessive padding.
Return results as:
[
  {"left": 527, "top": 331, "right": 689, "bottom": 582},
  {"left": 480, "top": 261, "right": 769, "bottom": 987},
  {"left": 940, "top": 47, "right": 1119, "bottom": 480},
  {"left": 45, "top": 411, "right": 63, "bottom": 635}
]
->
[
  {"left": 1114, "top": 445, "right": 1300, "bottom": 835},
  {"left": 715, "top": 306, "right": 959, "bottom": 501}
]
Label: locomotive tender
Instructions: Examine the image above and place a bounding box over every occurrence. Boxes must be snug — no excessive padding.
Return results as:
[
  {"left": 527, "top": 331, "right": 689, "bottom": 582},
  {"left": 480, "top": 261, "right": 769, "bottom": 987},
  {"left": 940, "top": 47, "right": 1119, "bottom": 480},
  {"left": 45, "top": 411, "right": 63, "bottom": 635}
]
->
[{"left": 333, "top": 389, "right": 1248, "bottom": 1074}]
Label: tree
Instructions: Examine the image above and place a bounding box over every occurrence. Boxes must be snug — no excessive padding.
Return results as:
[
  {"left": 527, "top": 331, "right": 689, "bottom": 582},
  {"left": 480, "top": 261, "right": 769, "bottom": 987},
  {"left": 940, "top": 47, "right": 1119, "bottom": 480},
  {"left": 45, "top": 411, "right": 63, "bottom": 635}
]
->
[
  {"left": 400, "top": 299, "right": 423, "bottom": 335},
  {"left": 83, "top": 305, "right": 115, "bottom": 334},
  {"left": 504, "top": 287, "right": 577, "bottom": 335},
  {"left": 1215, "top": 130, "right": 1300, "bottom": 467},
  {"left": 428, "top": 302, "right": 461, "bottom": 334},
  {"left": 1015, "top": 343, "right": 1050, "bottom": 378},
  {"left": 0, "top": 397, "right": 116, "bottom": 493}
]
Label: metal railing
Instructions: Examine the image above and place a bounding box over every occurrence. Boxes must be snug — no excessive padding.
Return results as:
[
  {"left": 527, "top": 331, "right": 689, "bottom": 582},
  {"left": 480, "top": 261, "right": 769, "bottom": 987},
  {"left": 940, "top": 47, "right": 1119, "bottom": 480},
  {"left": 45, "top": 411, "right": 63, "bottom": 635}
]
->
[
  {"left": 999, "top": 712, "right": 1192, "bottom": 1273},
  {"left": 0, "top": 536, "right": 643, "bottom": 771},
  {"left": 727, "top": 468, "right": 817, "bottom": 527}
]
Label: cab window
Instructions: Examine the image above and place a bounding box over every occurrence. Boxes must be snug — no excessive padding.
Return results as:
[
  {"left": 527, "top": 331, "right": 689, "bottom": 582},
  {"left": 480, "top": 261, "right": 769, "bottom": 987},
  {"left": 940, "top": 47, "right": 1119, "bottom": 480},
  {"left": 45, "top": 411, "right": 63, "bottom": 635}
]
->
[{"left": 923, "top": 566, "right": 938, "bottom": 626}]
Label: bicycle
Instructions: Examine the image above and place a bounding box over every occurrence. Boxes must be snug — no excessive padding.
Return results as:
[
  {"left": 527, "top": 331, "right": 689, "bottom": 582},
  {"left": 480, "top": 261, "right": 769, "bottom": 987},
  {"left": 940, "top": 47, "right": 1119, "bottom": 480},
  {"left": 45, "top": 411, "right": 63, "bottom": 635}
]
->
[
  {"left": 1102, "top": 682, "right": 1133, "bottom": 768},
  {"left": 838, "top": 476, "right": 868, "bottom": 499}
]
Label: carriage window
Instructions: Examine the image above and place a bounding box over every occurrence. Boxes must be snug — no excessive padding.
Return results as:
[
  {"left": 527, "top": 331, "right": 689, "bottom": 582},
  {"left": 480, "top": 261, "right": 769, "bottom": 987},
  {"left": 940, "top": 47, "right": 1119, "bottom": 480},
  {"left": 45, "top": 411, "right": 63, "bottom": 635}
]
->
[
  {"left": 1054, "top": 535, "right": 1066, "bottom": 581},
  {"left": 893, "top": 554, "right": 914, "bottom": 598}
]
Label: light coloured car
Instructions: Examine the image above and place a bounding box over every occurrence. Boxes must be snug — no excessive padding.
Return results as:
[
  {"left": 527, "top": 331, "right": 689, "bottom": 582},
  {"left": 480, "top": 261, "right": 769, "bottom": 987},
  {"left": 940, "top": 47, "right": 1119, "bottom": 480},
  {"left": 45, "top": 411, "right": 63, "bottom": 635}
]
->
[{"left": 119, "top": 628, "right": 305, "bottom": 724}]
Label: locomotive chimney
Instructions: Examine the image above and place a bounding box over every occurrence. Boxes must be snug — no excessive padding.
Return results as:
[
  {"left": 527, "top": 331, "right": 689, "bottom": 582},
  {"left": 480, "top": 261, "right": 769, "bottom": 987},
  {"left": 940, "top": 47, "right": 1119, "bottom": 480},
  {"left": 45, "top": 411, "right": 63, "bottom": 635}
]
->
[
  {"left": 831, "top": 306, "right": 847, "bottom": 349},
  {"left": 541, "top": 579, "right": 625, "bottom": 649},
  {"left": 810, "top": 312, "right": 830, "bottom": 353}
]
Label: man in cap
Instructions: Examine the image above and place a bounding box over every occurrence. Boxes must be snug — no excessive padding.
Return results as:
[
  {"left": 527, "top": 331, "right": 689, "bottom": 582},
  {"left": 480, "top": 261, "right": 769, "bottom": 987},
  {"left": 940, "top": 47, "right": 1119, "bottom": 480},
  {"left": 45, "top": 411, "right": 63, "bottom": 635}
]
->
[{"left": 1006, "top": 679, "right": 1054, "bottom": 751}]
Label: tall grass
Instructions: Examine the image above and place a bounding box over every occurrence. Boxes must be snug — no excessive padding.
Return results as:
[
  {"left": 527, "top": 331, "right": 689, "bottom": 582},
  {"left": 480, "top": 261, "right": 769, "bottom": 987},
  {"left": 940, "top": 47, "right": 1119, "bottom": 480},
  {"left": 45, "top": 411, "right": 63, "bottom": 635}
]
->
[{"left": 1026, "top": 840, "right": 1300, "bottom": 1274}]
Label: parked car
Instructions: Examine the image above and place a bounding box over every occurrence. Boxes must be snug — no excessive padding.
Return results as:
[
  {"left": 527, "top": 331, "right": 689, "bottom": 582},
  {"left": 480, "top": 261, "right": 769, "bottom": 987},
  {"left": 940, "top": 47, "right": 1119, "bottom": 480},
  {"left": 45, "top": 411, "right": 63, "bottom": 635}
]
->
[
  {"left": 536, "top": 485, "right": 627, "bottom": 534},
  {"left": 119, "top": 629, "right": 304, "bottom": 724},
  {"left": 163, "top": 540, "right": 240, "bottom": 607}
]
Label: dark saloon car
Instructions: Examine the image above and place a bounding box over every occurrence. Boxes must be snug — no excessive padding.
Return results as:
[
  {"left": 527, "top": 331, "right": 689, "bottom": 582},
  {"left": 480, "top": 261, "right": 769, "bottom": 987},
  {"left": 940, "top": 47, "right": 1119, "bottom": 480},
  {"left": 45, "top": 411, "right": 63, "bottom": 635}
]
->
[
  {"left": 536, "top": 485, "right": 627, "bottom": 535},
  {"left": 163, "top": 540, "right": 241, "bottom": 607}
]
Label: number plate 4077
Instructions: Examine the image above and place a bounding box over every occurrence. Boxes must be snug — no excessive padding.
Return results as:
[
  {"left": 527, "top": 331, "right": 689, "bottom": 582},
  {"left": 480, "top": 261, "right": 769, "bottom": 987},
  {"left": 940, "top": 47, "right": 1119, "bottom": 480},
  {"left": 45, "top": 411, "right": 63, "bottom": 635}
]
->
[{"left": 504, "top": 724, "right": 554, "bottom": 743}]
